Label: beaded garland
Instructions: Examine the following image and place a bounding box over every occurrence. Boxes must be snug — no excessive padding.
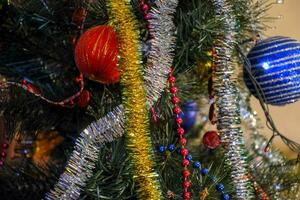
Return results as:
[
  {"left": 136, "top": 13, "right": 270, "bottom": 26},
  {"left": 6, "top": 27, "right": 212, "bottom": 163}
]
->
[
  {"left": 158, "top": 143, "right": 230, "bottom": 200},
  {"left": 168, "top": 71, "right": 191, "bottom": 200}
]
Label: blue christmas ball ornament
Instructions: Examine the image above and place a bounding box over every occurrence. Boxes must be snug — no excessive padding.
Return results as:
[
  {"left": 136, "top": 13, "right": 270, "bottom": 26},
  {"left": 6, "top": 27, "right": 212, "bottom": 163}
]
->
[
  {"left": 179, "top": 100, "right": 198, "bottom": 132},
  {"left": 244, "top": 36, "right": 300, "bottom": 106}
]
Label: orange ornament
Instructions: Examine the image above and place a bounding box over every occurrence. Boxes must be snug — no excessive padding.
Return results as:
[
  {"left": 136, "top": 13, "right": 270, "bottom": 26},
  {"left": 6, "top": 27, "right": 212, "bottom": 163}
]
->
[{"left": 74, "top": 25, "right": 120, "bottom": 84}]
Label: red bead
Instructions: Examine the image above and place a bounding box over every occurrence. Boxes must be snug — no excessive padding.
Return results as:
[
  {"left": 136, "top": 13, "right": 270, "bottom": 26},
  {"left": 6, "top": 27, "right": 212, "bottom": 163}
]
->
[
  {"left": 0, "top": 160, "right": 4, "bottom": 166},
  {"left": 1, "top": 152, "right": 6, "bottom": 158},
  {"left": 179, "top": 138, "right": 187, "bottom": 146},
  {"left": 144, "top": 13, "right": 151, "bottom": 20},
  {"left": 176, "top": 117, "right": 183, "bottom": 125},
  {"left": 142, "top": 4, "right": 148, "bottom": 12},
  {"left": 177, "top": 127, "right": 185, "bottom": 135},
  {"left": 180, "top": 148, "right": 189, "bottom": 156},
  {"left": 182, "top": 170, "right": 190, "bottom": 177},
  {"left": 182, "top": 159, "right": 189, "bottom": 166},
  {"left": 2, "top": 143, "right": 8, "bottom": 149},
  {"left": 77, "top": 89, "right": 91, "bottom": 108},
  {"left": 183, "top": 181, "right": 190, "bottom": 188},
  {"left": 171, "top": 96, "right": 180, "bottom": 104},
  {"left": 203, "top": 131, "right": 221, "bottom": 150},
  {"left": 170, "top": 87, "right": 178, "bottom": 94},
  {"left": 75, "top": 25, "right": 120, "bottom": 84},
  {"left": 168, "top": 76, "right": 176, "bottom": 83},
  {"left": 183, "top": 192, "right": 191, "bottom": 199},
  {"left": 173, "top": 106, "right": 181, "bottom": 114}
]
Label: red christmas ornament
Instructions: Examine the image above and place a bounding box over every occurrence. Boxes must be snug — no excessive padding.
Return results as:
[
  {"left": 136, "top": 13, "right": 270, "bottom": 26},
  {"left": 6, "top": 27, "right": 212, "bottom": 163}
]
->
[
  {"left": 77, "top": 89, "right": 91, "bottom": 108},
  {"left": 75, "top": 25, "right": 120, "bottom": 84},
  {"left": 203, "top": 130, "right": 221, "bottom": 150}
]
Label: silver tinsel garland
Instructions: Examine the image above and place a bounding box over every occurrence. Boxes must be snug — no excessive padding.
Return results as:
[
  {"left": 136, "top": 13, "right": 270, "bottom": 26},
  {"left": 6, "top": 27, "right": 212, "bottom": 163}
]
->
[
  {"left": 45, "top": 0, "right": 179, "bottom": 199},
  {"left": 144, "top": 0, "right": 178, "bottom": 107},
  {"left": 212, "top": 0, "right": 254, "bottom": 199},
  {"left": 45, "top": 106, "right": 124, "bottom": 200}
]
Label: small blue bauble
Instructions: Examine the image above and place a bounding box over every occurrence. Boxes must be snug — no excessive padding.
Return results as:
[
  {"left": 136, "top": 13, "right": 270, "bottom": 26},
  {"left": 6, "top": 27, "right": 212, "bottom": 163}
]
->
[
  {"left": 179, "top": 100, "right": 198, "bottom": 132},
  {"left": 193, "top": 161, "right": 201, "bottom": 168},
  {"left": 167, "top": 144, "right": 175, "bottom": 152},
  {"left": 186, "top": 154, "right": 193, "bottom": 161},
  {"left": 244, "top": 36, "right": 300, "bottom": 106},
  {"left": 216, "top": 183, "right": 225, "bottom": 192},
  {"left": 201, "top": 168, "right": 209, "bottom": 175},
  {"left": 221, "top": 193, "right": 230, "bottom": 200},
  {"left": 158, "top": 145, "right": 165, "bottom": 153}
]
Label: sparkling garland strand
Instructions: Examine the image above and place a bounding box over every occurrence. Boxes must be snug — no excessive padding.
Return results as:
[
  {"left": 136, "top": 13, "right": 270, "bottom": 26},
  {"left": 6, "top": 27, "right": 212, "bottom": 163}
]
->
[
  {"left": 145, "top": 0, "right": 178, "bottom": 107},
  {"left": 211, "top": 0, "right": 254, "bottom": 199},
  {"left": 45, "top": 106, "right": 124, "bottom": 200},
  {"left": 108, "top": 0, "right": 161, "bottom": 199}
]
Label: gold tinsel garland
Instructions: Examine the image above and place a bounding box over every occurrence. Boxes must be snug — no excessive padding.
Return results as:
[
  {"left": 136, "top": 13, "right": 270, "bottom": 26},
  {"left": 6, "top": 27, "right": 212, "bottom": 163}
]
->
[{"left": 107, "top": 0, "right": 162, "bottom": 199}]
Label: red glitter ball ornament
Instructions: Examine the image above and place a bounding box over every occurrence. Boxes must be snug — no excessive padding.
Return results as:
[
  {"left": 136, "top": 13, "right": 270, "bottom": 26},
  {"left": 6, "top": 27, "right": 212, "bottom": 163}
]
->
[
  {"left": 203, "top": 131, "right": 221, "bottom": 150},
  {"left": 75, "top": 25, "right": 120, "bottom": 84}
]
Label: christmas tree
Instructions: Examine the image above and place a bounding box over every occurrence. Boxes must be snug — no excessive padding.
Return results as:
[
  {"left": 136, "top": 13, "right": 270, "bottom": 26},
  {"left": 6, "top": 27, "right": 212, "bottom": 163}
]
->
[{"left": 0, "top": 0, "right": 300, "bottom": 199}]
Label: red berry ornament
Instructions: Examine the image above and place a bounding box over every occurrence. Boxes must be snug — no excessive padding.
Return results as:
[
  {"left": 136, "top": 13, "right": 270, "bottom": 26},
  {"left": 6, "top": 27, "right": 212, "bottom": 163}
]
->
[
  {"left": 75, "top": 25, "right": 120, "bottom": 84},
  {"left": 182, "top": 170, "right": 190, "bottom": 177},
  {"left": 203, "top": 130, "right": 221, "bottom": 150}
]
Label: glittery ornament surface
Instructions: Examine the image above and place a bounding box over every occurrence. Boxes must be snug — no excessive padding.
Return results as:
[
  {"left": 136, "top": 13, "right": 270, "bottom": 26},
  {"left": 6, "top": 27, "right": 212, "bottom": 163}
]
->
[
  {"left": 75, "top": 25, "right": 120, "bottom": 84},
  {"left": 108, "top": 0, "right": 162, "bottom": 199},
  {"left": 144, "top": 0, "right": 178, "bottom": 107},
  {"left": 244, "top": 36, "right": 300, "bottom": 105},
  {"left": 212, "top": 0, "right": 254, "bottom": 199}
]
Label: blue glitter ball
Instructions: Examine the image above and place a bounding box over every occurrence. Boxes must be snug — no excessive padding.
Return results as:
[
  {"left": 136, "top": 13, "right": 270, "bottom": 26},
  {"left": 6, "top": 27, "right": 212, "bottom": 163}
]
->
[
  {"left": 158, "top": 145, "right": 165, "bottom": 153},
  {"left": 216, "top": 183, "right": 225, "bottom": 192},
  {"left": 221, "top": 193, "right": 230, "bottom": 200},
  {"left": 186, "top": 154, "right": 193, "bottom": 161},
  {"left": 193, "top": 161, "right": 201, "bottom": 168},
  {"left": 167, "top": 144, "right": 175, "bottom": 152},
  {"left": 201, "top": 168, "right": 209, "bottom": 175},
  {"left": 244, "top": 36, "right": 300, "bottom": 106},
  {"left": 179, "top": 100, "right": 198, "bottom": 132}
]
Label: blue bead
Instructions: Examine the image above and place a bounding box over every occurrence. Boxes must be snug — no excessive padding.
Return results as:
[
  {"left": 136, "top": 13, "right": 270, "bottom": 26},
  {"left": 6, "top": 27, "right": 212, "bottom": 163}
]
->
[
  {"left": 193, "top": 161, "right": 201, "bottom": 168},
  {"left": 244, "top": 36, "right": 300, "bottom": 106},
  {"left": 201, "top": 168, "right": 209, "bottom": 175},
  {"left": 221, "top": 193, "right": 230, "bottom": 200},
  {"left": 186, "top": 154, "right": 193, "bottom": 161},
  {"left": 158, "top": 145, "right": 165, "bottom": 153},
  {"left": 216, "top": 183, "right": 225, "bottom": 192},
  {"left": 167, "top": 144, "right": 175, "bottom": 152}
]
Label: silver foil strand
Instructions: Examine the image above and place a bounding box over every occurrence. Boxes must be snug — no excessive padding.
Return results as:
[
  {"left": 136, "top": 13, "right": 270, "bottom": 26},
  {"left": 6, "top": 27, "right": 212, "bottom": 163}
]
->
[
  {"left": 45, "top": 106, "right": 124, "bottom": 200},
  {"left": 45, "top": 0, "right": 179, "bottom": 199},
  {"left": 212, "top": 0, "right": 254, "bottom": 199},
  {"left": 145, "top": 0, "right": 178, "bottom": 107}
]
